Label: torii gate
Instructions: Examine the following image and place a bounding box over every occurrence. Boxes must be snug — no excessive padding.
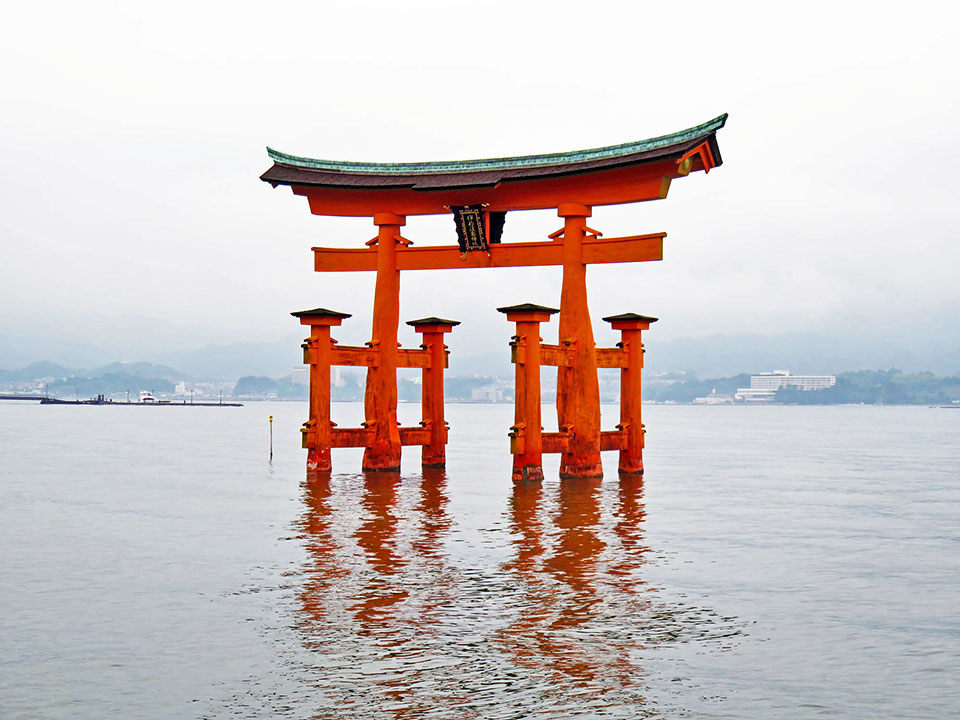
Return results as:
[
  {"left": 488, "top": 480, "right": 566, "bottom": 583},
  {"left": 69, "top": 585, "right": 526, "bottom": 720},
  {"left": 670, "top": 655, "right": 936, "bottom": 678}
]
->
[{"left": 262, "top": 114, "right": 726, "bottom": 478}]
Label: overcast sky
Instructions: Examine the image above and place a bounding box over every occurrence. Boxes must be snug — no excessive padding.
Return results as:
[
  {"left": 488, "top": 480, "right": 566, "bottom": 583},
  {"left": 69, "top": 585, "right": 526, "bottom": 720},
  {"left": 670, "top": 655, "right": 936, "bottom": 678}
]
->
[{"left": 1, "top": 0, "right": 958, "bottom": 362}]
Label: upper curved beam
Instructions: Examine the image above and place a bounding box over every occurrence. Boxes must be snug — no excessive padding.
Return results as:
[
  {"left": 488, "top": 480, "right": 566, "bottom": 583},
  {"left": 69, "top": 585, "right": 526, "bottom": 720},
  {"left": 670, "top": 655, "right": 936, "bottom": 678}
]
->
[{"left": 260, "top": 114, "right": 726, "bottom": 216}]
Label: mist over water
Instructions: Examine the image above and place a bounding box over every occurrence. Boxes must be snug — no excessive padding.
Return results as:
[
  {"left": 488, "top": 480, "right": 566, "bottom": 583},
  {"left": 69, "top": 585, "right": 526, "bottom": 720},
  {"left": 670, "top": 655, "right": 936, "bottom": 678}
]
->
[{"left": 1, "top": 402, "right": 957, "bottom": 718}]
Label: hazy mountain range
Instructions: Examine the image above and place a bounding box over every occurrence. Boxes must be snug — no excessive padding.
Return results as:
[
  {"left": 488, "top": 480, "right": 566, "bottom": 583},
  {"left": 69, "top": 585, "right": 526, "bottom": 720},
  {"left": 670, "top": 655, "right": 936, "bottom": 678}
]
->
[{"left": 1, "top": 308, "right": 957, "bottom": 381}]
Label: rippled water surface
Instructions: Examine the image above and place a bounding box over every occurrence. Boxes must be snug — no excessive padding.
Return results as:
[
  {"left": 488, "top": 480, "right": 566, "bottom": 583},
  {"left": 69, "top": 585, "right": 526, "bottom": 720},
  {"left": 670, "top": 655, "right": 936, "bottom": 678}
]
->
[{"left": 1, "top": 402, "right": 957, "bottom": 718}]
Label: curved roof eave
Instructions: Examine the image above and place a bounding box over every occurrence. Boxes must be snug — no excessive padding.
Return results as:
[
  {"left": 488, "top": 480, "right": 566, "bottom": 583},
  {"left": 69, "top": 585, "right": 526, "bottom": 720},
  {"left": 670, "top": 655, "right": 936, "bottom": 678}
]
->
[{"left": 264, "top": 114, "right": 727, "bottom": 177}]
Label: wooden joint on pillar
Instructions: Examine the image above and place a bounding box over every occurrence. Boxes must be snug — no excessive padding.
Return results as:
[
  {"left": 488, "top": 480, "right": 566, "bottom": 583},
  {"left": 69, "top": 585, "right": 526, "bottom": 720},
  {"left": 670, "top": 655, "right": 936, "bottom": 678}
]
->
[
  {"left": 330, "top": 427, "right": 374, "bottom": 448},
  {"left": 557, "top": 203, "right": 592, "bottom": 218},
  {"left": 542, "top": 431, "right": 572, "bottom": 454},
  {"left": 398, "top": 426, "right": 431, "bottom": 446},
  {"left": 397, "top": 347, "right": 432, "bottom": 369},
  {"left": 601, "top": 429, "right": 627, "bottom": 451},
  {"left": 330, "top": 345, "right": 380, "bottom": 367},
  {"left": 509, "top": 423, "right": 526, "bottom": 454},
  {"left": 372, "top": 212, "right": 406, "bottom": 227},
  {"left": 538, "top": 344, "right": 574, "bottom": 367},
  {"left": 596, "top": 347, "right": 627, "bottom": 368}
]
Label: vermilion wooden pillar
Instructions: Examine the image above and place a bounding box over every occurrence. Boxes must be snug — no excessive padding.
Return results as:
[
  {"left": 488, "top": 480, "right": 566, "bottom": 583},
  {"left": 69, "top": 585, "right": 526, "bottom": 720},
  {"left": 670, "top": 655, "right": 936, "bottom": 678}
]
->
[
  {"left": 406, "top": 317, "right": 459, "bottom": 468},
  {"left": 603, "top": 313, "right": 657, "bottom": 475},
  {"left": 293, "top": 307, "right": 351, "bottom": 472},
  {"left": 499, "top": 303, "right": 558, "bottom": 482},
  {"left": 556, "top": 203, "right": 602, "bottom": 479},
  {"left": 363, "top": 212, "right": 405, "bottom": 472}
]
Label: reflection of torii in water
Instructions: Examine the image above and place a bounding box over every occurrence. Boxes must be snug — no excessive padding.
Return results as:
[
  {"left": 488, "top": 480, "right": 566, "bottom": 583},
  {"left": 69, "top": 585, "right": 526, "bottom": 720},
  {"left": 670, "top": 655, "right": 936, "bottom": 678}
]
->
[
  {"left": 264, "top": 115, "right": 726, "bottom": 478},
  {"left": 497, "top": 477, "right": 652, "bottom": 695},
  {"left": 297, "top": 471, "right": 453, "bottom": 634}
]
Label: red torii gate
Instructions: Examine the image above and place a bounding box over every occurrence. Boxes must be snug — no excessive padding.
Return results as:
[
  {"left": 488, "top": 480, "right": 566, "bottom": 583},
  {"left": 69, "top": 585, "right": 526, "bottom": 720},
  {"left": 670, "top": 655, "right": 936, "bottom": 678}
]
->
[{"left": 262, "top": 114, "right": 726, "bottom": 478}]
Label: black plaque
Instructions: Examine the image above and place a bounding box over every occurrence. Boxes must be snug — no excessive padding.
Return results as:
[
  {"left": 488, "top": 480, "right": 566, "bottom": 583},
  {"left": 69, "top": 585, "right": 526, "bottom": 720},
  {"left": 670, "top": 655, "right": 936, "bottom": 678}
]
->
[{"left": 451, "top": 205, "right": 488, "bottom": 253}]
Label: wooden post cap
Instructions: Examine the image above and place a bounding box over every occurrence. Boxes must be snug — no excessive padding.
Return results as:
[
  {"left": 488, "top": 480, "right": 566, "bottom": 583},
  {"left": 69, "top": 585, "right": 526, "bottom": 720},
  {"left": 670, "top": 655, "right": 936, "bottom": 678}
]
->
[
  {"left": 497, "top": 303, "right": 560, "bottom": 323},
  {"left": 602, "top": 312, "right": 658, "bottom": 330},
  {"left": 405, "top": 317, "right": 461, "bottom": 332},
  {"left": 291, "top": 307, "right": 352, "bottom": 326}
]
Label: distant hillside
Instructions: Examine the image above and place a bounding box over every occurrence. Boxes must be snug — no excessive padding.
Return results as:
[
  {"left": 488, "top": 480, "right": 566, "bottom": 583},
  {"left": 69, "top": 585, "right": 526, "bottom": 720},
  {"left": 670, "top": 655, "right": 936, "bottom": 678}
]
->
[
  {"left": 46, "top": 373, "right": 175, "bottom": 397},
  {"left": 0, "top": 360, "right": 193, "bottom": 397},
  {"left": 645, "top": 330, "right": 960, "bottom": 377},
  {"left": 0, "top": 361, "right": 77, "bottom": 382},
  {"left": 85, "top": 361, "right": 190, "bottom": 381},
  {"left": 158, "top": 338, "right": 304, "bottom": 380},
  {"left": 645, "top": 369, "right": 960, "bottom": 405},
  {"left": 3, "top": 308, "right": 958, "bottom": 380},
  {"left": 775, "top": 370, "right": 960, "bottom": 405}
]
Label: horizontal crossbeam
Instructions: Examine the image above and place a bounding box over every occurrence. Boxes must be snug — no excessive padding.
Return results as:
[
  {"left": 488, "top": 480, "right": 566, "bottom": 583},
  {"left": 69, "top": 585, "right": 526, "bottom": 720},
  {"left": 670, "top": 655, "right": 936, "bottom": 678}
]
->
[
  {"left": 600, "top": 430, "right": 626, "bottom": 451},
  {"left": 398, "top": 348, "right": 436, "bottom": 369},
  {"left": 313, "top": 233, "right": 664, "bottom": 272},
  {"left": 511, "top": 344, "right": 627, "bottom": 368},
  {"left": 331, "top": 346, "right": 377, "bottom": 367},
  {"left": 542, "top": 431, "right": 571, "bottom": 454},
  {"left": 511, "top": 429, "right": 628, "bottom": 455},
  {"left": 304, "top": 425, "right": 434, "bottom": 448},
  {"left": 304, "top": 345, "right": 437, "bottom": 369},
  {"left": 596, "top": 348, "right": 628, "bottom": 368}
]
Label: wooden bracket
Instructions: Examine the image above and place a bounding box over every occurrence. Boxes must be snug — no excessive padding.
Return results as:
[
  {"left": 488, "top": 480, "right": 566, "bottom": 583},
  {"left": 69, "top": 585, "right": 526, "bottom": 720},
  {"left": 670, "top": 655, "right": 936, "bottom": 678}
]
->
[{"left": 678, "top": 141, "right": 717, "bottom": 174}]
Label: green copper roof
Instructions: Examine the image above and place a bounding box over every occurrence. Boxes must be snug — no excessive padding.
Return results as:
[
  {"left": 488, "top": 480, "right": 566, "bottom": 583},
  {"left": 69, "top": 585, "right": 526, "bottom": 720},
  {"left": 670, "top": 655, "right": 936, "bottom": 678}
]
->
[
  {"left": 290, "top": 307, "right": 352, "bottom": 319},
  {"left": 497, "top": 303, "right": 560, "bottom": 315},
  {"left": 267, "top": 114, "right": 727, "bottom": 176},
  {"left": 405, "top": 317, "right": 461, "bottom": 327}
]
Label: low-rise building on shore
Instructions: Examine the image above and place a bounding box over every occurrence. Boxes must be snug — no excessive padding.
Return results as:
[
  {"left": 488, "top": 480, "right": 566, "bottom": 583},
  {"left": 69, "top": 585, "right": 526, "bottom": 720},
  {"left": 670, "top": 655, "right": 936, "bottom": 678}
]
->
[{"left": 735, "top": 370, "right": 836, "bottom": 403}]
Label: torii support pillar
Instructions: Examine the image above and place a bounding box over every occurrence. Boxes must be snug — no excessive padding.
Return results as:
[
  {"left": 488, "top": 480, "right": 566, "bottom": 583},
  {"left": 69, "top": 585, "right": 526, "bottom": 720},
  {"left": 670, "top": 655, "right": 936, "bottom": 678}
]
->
[
  {"left": 603, "top": 313, "right": 658, "bottom": 475},
  {"left": 406, "top": 317, "right": 460, "bottom": 468},
  {"left": 556, "top": 203, "right": 603, "bottom": 479},
  {"left": 364, "top": 212, "right": 406, "bottom": 472},
  {"left": 499, "top": 303, "right": 559, "bottom": 482},
  {"left": 293, "top": 307, "right": 352, "bottom": 472}
]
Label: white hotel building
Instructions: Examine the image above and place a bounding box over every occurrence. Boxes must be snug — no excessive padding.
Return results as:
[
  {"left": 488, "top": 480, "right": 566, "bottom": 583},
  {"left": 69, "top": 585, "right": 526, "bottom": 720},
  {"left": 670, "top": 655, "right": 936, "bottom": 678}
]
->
[{"left": 735, "top": 371, "right": 836, "bottom": 403}]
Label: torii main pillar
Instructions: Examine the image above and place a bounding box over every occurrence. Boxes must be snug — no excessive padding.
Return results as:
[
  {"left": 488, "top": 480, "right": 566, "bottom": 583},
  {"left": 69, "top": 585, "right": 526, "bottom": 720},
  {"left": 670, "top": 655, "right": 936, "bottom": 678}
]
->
[
  {"left": 556, "top": 203, "right": 602, "bottom": 479},
  {"left": 364, "top": 213, "right": 405, "bottom": 471}
]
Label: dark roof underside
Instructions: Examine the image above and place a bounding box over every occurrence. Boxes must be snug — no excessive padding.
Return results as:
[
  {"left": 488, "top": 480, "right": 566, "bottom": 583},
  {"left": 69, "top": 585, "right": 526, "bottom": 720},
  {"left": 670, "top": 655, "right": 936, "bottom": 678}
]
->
[
  {"left": 497, "top": 303, "right": 560, "bottom": 315},
  {"left": 262, "top": 115, "right": 726, "bottom": 192},
  {"left": 405, "top": 317, "right": 461, "bottom": 327},
  {"left": 291, "top": 307, "right": 352, "bottom": 319},
  {"left": 602, "top": 313, "right": 659, "bottom": 323}
]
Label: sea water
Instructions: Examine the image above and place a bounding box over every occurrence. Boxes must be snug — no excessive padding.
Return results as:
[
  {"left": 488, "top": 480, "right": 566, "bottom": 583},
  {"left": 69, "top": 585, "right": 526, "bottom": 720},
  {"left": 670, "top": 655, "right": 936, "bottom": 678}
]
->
[{"left": 1, "top": 402, "right": 957, "bottom": 718}]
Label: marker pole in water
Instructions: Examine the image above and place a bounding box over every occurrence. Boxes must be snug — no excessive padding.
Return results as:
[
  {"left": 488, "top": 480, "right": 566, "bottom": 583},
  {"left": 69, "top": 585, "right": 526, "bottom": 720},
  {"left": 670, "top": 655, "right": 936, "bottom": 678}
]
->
[{"left": 269, "top": 416, "right": 274, "bottom": 461}]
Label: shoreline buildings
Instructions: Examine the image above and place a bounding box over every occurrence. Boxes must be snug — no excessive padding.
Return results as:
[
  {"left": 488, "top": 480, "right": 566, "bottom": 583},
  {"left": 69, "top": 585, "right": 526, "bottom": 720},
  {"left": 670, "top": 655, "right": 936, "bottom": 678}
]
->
[{"left": 735, "top": 370, "right": 836, "bottom": 403}]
